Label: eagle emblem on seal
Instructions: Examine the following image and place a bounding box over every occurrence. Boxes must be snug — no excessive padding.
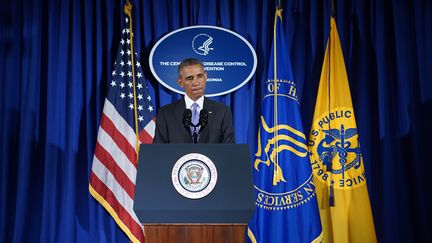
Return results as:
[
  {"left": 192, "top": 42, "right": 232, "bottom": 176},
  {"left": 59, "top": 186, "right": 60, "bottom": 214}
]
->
[{"left": 185, "top": 165, "right": 204, "bottom": 184}]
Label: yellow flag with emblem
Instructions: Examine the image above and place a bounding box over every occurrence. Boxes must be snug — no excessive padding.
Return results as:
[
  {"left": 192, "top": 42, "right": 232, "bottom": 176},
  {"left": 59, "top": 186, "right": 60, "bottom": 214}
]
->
[{"left": 308, "top": 17, "right": 377, "bottom": 243}]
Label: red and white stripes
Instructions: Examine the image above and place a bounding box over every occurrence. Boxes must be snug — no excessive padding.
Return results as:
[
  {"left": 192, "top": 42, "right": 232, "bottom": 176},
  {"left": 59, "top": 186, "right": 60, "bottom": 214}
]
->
[{"left": 90, "top": 99, "right": 153, "bottom": 243}]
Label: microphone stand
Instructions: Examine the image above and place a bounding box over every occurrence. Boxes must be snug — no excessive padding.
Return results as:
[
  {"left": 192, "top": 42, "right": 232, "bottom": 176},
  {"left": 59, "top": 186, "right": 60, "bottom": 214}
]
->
[
  {"left": 184, "top": 109, "right": 207, "bottom": 144},
  {"left": 192, "top": 128, "right": 198, "bottom": 143},
  {"left": 192, "top": 109, "right": 207, "bottom": 143},
  {"left": 191, "top": 123, "right": 199, "bottom": 144}
]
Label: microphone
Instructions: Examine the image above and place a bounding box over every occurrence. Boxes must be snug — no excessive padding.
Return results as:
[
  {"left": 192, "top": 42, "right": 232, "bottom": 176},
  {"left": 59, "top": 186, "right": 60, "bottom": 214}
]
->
[
  {"left": 199, "top": 109, "right": 208, "bottom": 132},
  {"left": 183, "top": 109, "right": 198, "bottom": 143},
  {"left": 183, "top": 109, "right": 192, "bottom": 128}
]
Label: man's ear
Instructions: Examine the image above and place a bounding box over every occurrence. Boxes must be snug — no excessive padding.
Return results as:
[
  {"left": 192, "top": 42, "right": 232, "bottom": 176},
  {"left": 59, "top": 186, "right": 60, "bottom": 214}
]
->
[{"left": 177, "top": 78, "right": 183, "bottom": 88}]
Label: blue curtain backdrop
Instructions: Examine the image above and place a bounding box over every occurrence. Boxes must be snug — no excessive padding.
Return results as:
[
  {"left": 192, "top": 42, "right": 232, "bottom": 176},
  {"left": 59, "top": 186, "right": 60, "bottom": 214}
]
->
[{"left": 1, "top": 0, "right": 431, "bottom": 242}]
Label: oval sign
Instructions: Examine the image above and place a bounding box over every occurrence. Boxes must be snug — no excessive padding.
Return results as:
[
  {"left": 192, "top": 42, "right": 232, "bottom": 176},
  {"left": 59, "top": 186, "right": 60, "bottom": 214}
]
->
[{"left": 149, "top": 25, "right": 257, "bottom": 97}]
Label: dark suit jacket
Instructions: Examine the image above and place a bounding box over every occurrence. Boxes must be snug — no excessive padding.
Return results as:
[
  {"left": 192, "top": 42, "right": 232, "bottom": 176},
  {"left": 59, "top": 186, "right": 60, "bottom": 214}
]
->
[{"left": 153, "top": 98, "right": 235, "bottom": 143}]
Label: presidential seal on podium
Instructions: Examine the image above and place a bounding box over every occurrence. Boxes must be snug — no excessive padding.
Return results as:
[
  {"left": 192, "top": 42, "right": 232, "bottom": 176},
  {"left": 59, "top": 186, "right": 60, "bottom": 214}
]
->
[{"left": 172, "top": 153, "right": 218, "bottom": 199}]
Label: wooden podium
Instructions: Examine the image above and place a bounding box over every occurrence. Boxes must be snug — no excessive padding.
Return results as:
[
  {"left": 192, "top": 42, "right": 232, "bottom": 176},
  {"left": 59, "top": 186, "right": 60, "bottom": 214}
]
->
[
  {"left": 134, "top": 144, "right": 254, "bottom": 242},
  {"left": 144, "top": 224, "right": 246, "bottom": 243}
]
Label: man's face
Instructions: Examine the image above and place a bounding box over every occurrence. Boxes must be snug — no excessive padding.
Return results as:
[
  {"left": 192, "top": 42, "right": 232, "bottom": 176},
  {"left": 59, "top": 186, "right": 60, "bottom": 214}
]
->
[{"left": 177, "top": 64, "right": 207, "bottom": 101}]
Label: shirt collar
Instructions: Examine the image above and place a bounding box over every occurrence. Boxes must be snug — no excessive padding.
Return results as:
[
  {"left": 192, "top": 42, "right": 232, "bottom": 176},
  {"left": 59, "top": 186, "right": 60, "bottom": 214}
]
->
[{"left": 184, "top": 95, "right": 204, "bottom": 110}]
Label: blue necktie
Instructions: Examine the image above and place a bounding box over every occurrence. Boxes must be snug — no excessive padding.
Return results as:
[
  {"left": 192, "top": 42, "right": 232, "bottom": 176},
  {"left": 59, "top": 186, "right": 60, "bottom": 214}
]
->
[
  {"left": 191, "top": 103, "right": 199, "bottom": 126},
  {"left": 191, "top": 103, "right": 200, "bottom": 142}
]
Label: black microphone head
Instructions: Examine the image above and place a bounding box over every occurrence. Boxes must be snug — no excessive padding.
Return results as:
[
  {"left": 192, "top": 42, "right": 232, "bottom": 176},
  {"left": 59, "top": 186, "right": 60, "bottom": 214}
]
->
[
  {"left": 183, "top": 109, "right": 192, "bottom": 127},
  {"left": 199, "top": 109, "right": 209, "bottom": 127}
]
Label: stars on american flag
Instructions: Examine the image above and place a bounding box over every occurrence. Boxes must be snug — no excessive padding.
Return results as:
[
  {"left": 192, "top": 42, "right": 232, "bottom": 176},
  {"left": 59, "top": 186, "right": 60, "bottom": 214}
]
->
[{"left": 108, "top": 22, "right": 154, "bottom": 126}]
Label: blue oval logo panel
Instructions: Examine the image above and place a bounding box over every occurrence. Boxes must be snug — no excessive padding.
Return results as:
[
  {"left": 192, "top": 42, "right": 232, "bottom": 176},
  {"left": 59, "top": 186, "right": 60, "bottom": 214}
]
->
[{"left": 149, "top": 25, "right": 257, "bottom": 97}]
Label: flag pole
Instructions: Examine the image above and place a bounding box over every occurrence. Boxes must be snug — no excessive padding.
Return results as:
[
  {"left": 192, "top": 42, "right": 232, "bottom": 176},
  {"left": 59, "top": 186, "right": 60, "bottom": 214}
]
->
[
  {"left": 272, "top": 6, "right": 281, "bottom": 185},
  {"left": 124, "top": 2, "right": 146, "bottom": 242},
  {"left": 124, "top": 1, "right": 141, "bottom": 157},
  {"left": 327, "top": 0, "right": 336, "bottom": 207},
  {"left": 331, "top": 0, "right": 336, "bottom": 16}
]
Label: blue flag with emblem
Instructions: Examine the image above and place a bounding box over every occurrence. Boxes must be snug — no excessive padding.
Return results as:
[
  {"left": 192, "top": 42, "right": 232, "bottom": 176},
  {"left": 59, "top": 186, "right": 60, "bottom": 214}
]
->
[{"left": 246, "top": 6, "right": 323, "bottom": 243}]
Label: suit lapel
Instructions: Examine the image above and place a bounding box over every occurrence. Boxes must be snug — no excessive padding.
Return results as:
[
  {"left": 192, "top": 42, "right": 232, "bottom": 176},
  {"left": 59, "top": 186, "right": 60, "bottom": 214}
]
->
[
  {"left": 199, "top": 98, "right": 214, "bottom": 143},
  {"left": 173, "top": 99, "right": 193, "bottom": 143}
]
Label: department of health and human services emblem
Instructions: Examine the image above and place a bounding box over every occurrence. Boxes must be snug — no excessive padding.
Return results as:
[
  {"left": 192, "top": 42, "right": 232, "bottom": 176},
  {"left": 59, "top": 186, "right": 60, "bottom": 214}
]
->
[
  {"left": 308, "top": 107, "right": 367, "bottom": 189},
  {"left": 192, "top": 33, "right": 214, "bottom": 56},
  {"left": 253, "top": 114, "right": 318, "bottom": 211},
  {"left": 172, "top": 153, "right": 218, "bottom": 199}
]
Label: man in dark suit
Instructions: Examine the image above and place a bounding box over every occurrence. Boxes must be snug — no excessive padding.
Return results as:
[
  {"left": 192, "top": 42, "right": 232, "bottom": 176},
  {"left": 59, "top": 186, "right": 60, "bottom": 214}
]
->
[{"left": 153, "top": 58, "right": 235, "bottom": 143}]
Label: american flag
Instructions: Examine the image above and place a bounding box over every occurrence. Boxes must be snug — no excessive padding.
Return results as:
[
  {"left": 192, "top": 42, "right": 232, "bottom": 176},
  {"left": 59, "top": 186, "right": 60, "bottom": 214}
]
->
[{"left": 89, "top": 11, "right": 155, "bottom": 243}]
